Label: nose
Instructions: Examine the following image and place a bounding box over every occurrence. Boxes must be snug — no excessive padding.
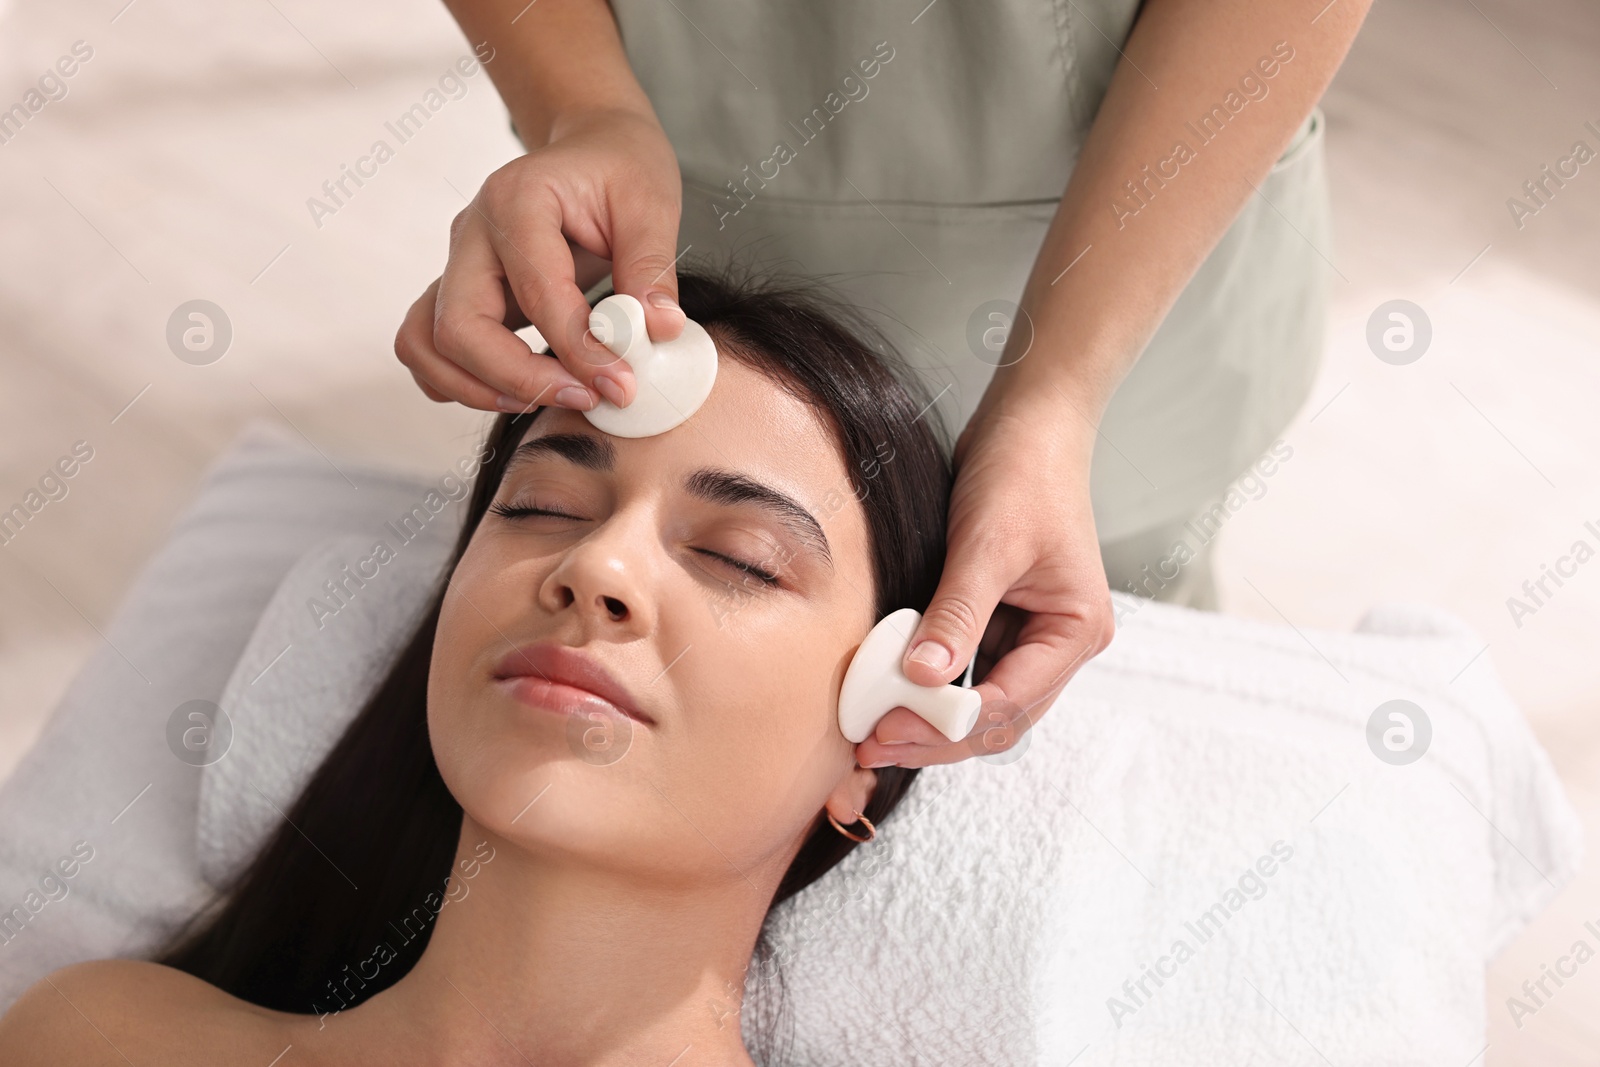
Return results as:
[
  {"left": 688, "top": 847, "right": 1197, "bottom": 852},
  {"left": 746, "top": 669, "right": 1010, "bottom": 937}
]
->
[{"left": 537, "top": 509, "right": 656, "bottom": 637}]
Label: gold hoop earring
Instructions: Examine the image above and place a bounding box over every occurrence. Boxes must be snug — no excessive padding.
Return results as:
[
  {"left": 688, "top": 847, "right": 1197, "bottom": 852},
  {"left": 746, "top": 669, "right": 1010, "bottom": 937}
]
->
[{"left": 827, "top": 809, "right": 876, "bottom": 844}]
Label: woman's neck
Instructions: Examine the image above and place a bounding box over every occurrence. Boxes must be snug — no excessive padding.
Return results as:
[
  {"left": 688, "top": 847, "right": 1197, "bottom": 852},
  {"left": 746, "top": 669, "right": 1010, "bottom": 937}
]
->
[{"left": 318, "top": 816, "right": 775, "bottom": 1067}]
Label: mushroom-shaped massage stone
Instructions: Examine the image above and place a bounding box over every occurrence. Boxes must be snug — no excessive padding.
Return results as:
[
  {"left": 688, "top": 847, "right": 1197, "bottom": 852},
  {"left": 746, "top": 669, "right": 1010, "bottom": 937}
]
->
[
  {"left": 838, "top": 607, "right": 983, "bottom": 745},
  {"left": 581, "top": 293, "right": 718, "bottom": 438}
]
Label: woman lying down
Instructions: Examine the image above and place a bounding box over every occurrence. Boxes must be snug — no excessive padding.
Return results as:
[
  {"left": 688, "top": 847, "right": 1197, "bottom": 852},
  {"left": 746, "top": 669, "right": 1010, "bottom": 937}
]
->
[{"left": 0, "top": 271, "right": 955, "bottom": 1065}]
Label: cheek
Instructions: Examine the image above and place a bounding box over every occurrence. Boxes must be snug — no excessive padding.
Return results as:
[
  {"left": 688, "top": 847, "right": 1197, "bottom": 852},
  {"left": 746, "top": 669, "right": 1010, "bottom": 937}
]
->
[
  {"left": 663, "top": 620, "right": 855, "bottom": 848},
  {"left": 427, "top": 550, "right": 490, "bottom": 727},
  {"left": 692, "top": 609, "right": 844, "bottom": 751},
  {"left": 426, "top": 541, "right": 523, "bottom": 797},
  {"left": 431, "top": 532, "right": 543, "bottom": 684}
]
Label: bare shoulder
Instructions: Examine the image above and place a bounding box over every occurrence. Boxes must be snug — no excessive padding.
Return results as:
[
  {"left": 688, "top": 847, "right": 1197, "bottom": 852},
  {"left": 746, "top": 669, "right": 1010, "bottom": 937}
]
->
[{"left": 0, "top": 959, "right": 292, "bottom": 1066}]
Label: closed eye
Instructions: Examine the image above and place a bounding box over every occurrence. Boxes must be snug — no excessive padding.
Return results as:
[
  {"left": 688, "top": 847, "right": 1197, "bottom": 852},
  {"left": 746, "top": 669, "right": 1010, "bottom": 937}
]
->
[
  {"left": 488, "top": 502, "right": 581, "bottom": 521},
  {"left": 696, "top": 549, "right": 779, "bottom": 585},
  {"left": 488, "top": 501, "right": 781, "bottom": 586}
]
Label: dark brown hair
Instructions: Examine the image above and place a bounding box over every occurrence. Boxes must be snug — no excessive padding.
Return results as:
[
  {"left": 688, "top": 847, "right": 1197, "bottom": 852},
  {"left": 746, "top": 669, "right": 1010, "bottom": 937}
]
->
[{"left": 154, "top": 265, "right": 955, "bottom": 1061}]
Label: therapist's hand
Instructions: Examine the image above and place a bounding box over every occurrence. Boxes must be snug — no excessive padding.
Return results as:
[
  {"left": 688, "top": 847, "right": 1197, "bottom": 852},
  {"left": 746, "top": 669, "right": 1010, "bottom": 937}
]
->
[
  {"left": 394, "top": 106, "right": 686, "bottom": 414},
  {"left": 855, "top": 388, "right": 1116, "bottom": 770}
]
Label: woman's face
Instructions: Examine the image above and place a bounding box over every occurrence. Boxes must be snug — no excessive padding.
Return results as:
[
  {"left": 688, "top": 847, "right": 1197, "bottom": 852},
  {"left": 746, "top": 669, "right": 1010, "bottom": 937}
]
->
[{"left": 428, "top": 354, "right": 881, "bottom": 888}]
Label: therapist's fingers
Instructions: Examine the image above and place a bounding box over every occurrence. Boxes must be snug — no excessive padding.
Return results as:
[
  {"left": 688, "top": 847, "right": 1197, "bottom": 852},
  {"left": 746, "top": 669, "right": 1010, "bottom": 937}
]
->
[
  {"left": 398, "top": 276, "right": 543, "bottom": 411},
  {"left": 865, "top": 593, "right": 1114, "bottom": 769},
  {"left": 862, "top": 603, "right": 1031, "bottom": 751},
  {"left": 900, "top": 521, "right": 1014, "bottom": 689},
  {"left": 856, "top": 651, "right": 1082, "bottom": 771},
  {"left": 412, "top": 374, "right": 448, "bottom": 403},
  {"left": 572, "top": 241, "right": 612, "bottom": 295},
  {"left": 476, "top": 167, "right": 636, "bottom": 408},
  {"left": 866, "top": 706, "right": 950, "bottom": 748},
  {"left": 607, "top": 185, "right": 686, "bottom": 345},
  {"left": 974, "top": 601, "right": 1029, "bottom": 682},
  {"left": 975, "top": 606, "right": 1110, "bottom": 723},
  {"left": 918, "top": 555, "right": 1115, "bottom": 720},
  {"left": 432, "top": 200, "right": 599, "bottom": 412},
  {"left": 854, "top": 677, "right": 1011, "bottom": 769}
]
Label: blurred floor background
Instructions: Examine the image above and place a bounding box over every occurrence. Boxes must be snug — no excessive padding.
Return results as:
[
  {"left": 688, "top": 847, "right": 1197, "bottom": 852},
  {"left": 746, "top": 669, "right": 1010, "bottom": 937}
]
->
[{"left": 1, "top": 0, "right": 1597, "bottom": 1061}]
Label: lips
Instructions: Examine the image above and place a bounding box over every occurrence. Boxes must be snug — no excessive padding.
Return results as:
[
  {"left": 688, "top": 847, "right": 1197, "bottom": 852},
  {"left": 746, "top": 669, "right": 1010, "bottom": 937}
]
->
[{"left": 491, "top": 642, "right": 655, "bottom": 726}]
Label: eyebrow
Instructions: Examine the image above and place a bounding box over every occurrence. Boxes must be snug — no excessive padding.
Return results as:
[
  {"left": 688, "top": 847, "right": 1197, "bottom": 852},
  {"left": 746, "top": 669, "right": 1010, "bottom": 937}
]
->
[
  {"left": 506, "top": 432, "right": 614, "bottom": 475},
  {"left": 503, "top": 433, "right": 834, "bottom": 569}
]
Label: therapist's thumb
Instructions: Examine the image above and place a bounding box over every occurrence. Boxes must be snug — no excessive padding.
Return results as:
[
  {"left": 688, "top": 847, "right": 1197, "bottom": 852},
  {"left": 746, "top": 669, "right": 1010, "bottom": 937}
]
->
[
  {"left": 608, "top": 204, "right": 686, "bottom": 347},
  {"left": 903, "top": 558, "right": 1003, "bottom": 688}
]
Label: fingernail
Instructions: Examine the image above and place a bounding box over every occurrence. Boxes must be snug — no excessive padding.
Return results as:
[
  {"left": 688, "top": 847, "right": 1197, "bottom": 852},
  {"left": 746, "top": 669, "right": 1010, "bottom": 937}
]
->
[
  {"left": 909, "top": 640, "right": 952, "bottom": 673},
  {"left": 496, "top": 394, "right": 531, "bottom": 413},
  {"left": 880, "top": 739, "right": 912, "bottom": 746},
  {"left": 593, "top": 374, "right": 626, "bottom": 407},
  {"left": 863, "top": 759, "right": 896, "bottom": 769},
  {"left": 555, "top": 385, "right": 594, "bottom": 410},
  {"left": 647, "top": 291, "right": 683, "bottom": 314}
]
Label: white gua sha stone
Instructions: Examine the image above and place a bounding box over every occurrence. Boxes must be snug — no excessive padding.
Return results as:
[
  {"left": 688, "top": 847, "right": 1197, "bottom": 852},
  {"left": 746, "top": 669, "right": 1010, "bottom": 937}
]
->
[
  {"left": 838, "top": 607, "right": 982, "bottom": 744},
  {"left": 579, "top": 293, "right": 718, "bottom": 438}
]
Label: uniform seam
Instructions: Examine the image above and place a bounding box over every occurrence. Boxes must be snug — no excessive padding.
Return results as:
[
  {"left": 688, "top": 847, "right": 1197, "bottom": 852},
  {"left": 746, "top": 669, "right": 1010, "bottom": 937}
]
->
[{"left": 682, "top": 176, "right": 1064, "bottom": 216}]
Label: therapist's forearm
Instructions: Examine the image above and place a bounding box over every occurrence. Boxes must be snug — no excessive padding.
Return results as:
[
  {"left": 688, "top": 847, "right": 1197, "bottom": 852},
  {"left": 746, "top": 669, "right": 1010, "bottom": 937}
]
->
[
  {"left": 441, "top": 0, "right": 655, "bottom": 147},
  {"left": 998, "top": 0, "right": 1372, "bottom": 428}
]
